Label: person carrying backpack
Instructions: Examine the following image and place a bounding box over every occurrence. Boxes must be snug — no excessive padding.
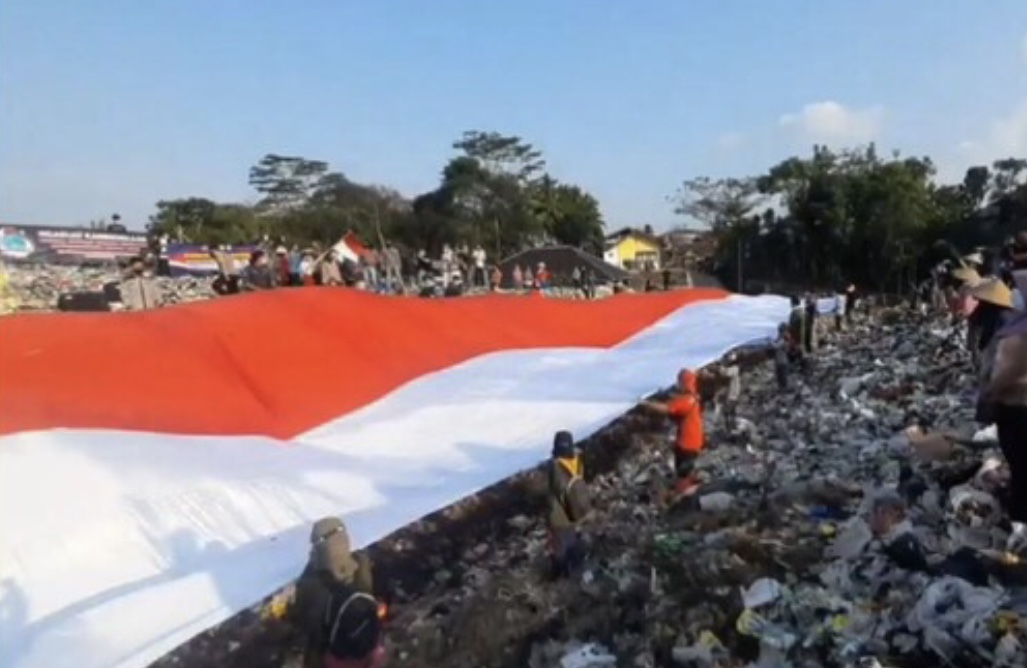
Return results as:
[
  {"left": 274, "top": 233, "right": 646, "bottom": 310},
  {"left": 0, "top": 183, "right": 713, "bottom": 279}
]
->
[
  {"left": 547, "top": 430, "right": 592, "bottom": 579},
  {"left": 288, "top": 517, "right": 386, "bottom": 668}
]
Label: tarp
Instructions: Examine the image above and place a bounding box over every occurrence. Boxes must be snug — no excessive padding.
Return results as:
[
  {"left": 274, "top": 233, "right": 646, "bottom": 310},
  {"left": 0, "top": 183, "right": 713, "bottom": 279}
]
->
[{"left": 0, "top": 289, "right": 790, "bottom": 668}]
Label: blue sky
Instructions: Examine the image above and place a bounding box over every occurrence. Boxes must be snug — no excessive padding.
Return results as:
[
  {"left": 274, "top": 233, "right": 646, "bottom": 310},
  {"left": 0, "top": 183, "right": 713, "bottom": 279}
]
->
[{"left": 1, "top": 1, "right": 1024, "bottom": 230}]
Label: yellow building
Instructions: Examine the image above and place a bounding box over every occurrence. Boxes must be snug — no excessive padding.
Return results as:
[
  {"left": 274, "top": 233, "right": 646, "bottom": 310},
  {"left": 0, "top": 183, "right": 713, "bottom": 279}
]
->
[{"left": 603, "top": 227, "right": 662, "bottom": 271}]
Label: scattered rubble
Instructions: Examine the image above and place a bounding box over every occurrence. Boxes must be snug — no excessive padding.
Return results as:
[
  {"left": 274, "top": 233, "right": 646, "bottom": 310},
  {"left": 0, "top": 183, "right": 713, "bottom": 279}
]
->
[
  {"left": 149, "top": 306, "right": 1025, "bottom": 668},
  {"left": 0, "top": 264, "right": 217, "bottom": 312},
  {"left": 0, "top": 264, "right": 612, "bottom": 314}
]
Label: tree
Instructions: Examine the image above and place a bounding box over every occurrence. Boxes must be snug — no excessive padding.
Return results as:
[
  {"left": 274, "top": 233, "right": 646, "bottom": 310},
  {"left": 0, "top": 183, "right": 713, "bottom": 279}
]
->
[
  {"left": 671, "top": 176, "right": 762, "bottom": 231},
  {"left": 453, "top": 131, "right": 545, "bottom": 183},
  {"left": 530, "top": 178, "right": 605, "bottom": 253},
  {"left": 248, "top": 154, "right": 329, "bottom": 212},
  {"left": 963, "top": 165, "right": 990, "bottom": 208},
  {"left": 990, "top": 158, "right": 1027, "bottom": 199},
  {"left": 680, "top": 144, "right": 960, "bottom": 292},
  {"left": 148, "top": 198, "right": 260, "bottom": 245}
]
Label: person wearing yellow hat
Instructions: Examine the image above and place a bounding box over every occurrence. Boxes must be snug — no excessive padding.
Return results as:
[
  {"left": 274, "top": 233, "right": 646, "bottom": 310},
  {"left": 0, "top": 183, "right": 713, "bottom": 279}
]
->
[
  {"left": 980, "top": 269, "right": 1027, "bottom": 553},
  {"left": 969, "top": 277, "right": 1014, "bottom": 382}
]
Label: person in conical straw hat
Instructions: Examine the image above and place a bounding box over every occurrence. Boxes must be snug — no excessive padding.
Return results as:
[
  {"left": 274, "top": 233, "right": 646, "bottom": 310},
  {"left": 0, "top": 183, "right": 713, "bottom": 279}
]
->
[
  {"left": 981, "top": 269, "right": 1027, "bottom": 553},
  {"left": 963, "top": 251, "right": 985, "bottom": 268},
  {"left": 951, "top": 266, "right": 982, "bottom": 288},
  {"left": 968, "top": 278, "right": 1014, "bottom": 372}
]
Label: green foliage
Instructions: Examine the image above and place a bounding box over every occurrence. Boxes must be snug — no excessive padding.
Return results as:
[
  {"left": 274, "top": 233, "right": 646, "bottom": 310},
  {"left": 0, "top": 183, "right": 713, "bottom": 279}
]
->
[
  {"left": 151, "top": 135, "right": 1023, "bottom": 286},
  {"left": 248, "top": 154, "right": 329, "bottom": 212},
  {"left": 149, "top": 133, "right": 604, "bottom": 260},
  {"left": 683, "top": 145, "right": 1027, "bottom": 292}
]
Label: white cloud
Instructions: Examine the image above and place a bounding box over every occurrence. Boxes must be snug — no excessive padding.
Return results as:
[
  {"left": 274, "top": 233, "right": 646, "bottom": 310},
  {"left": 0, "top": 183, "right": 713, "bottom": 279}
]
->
[
  {"left": 778, "top": 100, "right": 885, "bottom": 145},
  {"left": 715, "top": 132, "right": 745, "bottom": 152},
  {"left": 942, "top": 32, "right": 1027, "bottom": 180},
  {"left": 956, "top": 101, "right": 1027, "bottom": 162}
]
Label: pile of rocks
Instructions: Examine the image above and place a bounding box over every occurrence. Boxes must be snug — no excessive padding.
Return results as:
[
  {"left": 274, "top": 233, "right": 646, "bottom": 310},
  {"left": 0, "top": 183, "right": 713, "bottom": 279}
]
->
[{"left": 151, "top": 307, "right": 1025, "bottom": 668}]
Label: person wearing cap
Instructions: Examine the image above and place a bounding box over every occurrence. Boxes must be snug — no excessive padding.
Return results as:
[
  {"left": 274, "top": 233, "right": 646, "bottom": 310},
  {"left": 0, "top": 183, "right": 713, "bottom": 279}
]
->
[
  {"left": 287, "top": 517, "right": 379, "bottom": 668},
  {"left": 640, "top": 368, "right": 705, "bottom": 499},
  {"left": 274, "top": 245, "right": 291, "bottom": 287},
  {"left": 547, "top": 430, "right": 592, "bottom": 579}
]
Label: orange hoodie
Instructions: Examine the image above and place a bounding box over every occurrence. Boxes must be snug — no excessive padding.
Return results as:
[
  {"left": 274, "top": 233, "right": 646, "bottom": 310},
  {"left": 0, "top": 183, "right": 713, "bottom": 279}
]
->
[{"left": 667, "top": 370, "right": 703, "bottom": 453}]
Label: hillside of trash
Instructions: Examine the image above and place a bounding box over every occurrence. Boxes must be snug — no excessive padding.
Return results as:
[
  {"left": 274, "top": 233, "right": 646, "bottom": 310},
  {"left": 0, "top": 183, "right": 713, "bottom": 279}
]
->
[{"left": 149, "top": 305, "right": 1025, "bottom": 668}]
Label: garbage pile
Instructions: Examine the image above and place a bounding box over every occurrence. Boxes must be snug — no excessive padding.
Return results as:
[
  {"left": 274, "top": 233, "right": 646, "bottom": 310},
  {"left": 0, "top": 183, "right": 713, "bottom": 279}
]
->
[
  {"left": 148, "top": 306, "right": 1024, "bottom": 668},
  {"left": 0, "top": 264, "right": 217, "bottom": 313},
  {"left": 0, "top": 264, "right": 614, "bottom": 314},
  {"left": 367, "top": 309, "right": 1025, "bottom": 668}
]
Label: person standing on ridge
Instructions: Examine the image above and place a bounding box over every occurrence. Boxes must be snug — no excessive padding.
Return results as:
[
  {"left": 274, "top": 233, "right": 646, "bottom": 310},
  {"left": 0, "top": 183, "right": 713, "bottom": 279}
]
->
[
  {"left": 547, "top": 430, "right": 592, "bottom": 579},
  {"left": 640, "top": 368, "right": 705, "bottom": 499},
  {"left": 803, "top": 293, "right": 818, "bottom": 354},
  {"left": 844, "top": 284, "right": 858, "bottom": 324},
  {"left": 271, "top": 517, "right": 386, "bottom": 668},
  {"left": 719, "top": 353, "right": 741, "bottom": 433}
]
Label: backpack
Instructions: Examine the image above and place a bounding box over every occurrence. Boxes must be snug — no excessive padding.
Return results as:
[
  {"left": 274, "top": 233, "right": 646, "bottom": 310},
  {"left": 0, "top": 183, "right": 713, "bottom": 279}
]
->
[
  {"left": 322, "top": 580, "right": 381, "bottom": 660},
  {"left": 561, "top": 472, "right": 592, "bottom": 524}
]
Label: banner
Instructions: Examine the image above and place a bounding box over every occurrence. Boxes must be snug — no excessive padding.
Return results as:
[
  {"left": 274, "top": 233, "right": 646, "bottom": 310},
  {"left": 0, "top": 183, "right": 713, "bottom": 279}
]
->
[
  {"left": 165, "top": 243, "right": 256, "bottom": 276},
  {"left": 0, "top": 224, "right": 147, "bottom": 263}
]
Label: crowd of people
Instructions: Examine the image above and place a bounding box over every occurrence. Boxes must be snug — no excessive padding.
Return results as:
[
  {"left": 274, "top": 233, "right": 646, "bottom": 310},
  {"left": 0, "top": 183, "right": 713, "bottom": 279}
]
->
[{"left": 98, "top": 239, "right": 608, "bottom": 312}]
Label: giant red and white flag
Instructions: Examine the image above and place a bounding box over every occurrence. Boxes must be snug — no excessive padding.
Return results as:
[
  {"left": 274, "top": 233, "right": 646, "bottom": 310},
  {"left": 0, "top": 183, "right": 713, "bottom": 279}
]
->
[{"left": 0, "top": 288, "right": 788, "bottom": 668}]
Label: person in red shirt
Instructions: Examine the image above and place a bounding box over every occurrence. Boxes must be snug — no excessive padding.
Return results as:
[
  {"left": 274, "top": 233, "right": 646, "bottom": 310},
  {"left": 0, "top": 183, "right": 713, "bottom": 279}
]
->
[
  {"left": 640, "top": 368, "right": 704, "bottom": 498},
  {"left": 535, "top": 262, "right": 552, "bottom": 289}
]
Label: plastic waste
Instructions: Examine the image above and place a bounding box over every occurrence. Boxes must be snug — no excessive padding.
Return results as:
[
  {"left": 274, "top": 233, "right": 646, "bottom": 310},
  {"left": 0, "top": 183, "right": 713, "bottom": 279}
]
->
[
  {"left": 698, "top": 491, "right": 735, "bottom": 511},
  {"left": 742, "top": 577, "right": 784, "bottom": 609},
  {"left": 559, "top": 643, "right": 617, "bottom": 668}
]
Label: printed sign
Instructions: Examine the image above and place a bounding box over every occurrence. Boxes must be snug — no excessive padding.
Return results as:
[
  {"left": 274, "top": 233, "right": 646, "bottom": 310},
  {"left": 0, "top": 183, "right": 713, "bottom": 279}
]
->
[
  {"left": 0, "top": 224, "right": 147, "bottom": 263},
  {"left": 165, "top": 243, "right": 256, "bottom": 276}
]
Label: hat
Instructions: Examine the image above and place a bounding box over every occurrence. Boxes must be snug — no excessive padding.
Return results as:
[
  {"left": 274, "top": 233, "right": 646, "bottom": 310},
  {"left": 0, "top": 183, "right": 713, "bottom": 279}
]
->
[
  {"left": 969, "top": 278, "right": 1013, "bottom": 309},
  {"left": 552, "top": 430, "right": 575, "bottom": 458},
  {"left": 951, "top": 267, "right": 981, "bottom": 285},
  {"left": 310, "top": 517, "right": 346, "bottom": 544},
  {"left": 963, "top": 252, "right": 984, "bottom": 266},
  {"left": 275, "top": 245, "right": 287, "bottom": 254}
]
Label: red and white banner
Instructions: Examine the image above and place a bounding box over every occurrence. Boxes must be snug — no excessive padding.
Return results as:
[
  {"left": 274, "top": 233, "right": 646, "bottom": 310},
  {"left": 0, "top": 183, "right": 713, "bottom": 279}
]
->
[{"left": 0, "top": 289, "right": 789, "bottom": 668}]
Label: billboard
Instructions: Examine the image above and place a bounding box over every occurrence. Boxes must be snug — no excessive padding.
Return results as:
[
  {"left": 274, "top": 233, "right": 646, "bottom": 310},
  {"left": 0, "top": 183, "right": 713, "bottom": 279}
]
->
[{"left": 0, "top": 224, "right": 147, "bottom": 264}]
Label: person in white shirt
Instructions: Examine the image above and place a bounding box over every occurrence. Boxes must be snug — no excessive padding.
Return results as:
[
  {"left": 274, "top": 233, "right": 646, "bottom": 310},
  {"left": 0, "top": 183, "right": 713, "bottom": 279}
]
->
[
  {"left": 720, "top": 353, "right": 741, "bottom": 432},
  {"left": 440, "top": 245, "right": 454, "bottom": 287},
  {"left": 471, "top": 245, "right": 488, "bottom": 288}
]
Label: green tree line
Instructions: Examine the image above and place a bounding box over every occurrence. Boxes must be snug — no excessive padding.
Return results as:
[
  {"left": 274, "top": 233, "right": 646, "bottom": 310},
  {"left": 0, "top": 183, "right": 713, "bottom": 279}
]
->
[
  {"left": 148, "top": 130, "right": 606, "bottom": 258},
  {"left": 150, "top": 132, "right": 1025, "bottom": 290},
  {"left": 672, "top": 146, "right": 1027, "bottom": 293}
]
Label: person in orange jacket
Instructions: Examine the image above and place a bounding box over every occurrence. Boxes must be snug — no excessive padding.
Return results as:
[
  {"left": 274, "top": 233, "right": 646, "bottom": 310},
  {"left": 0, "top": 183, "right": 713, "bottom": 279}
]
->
[{"left": 640, "top": 368, "right": 705, "bottom": 498}]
